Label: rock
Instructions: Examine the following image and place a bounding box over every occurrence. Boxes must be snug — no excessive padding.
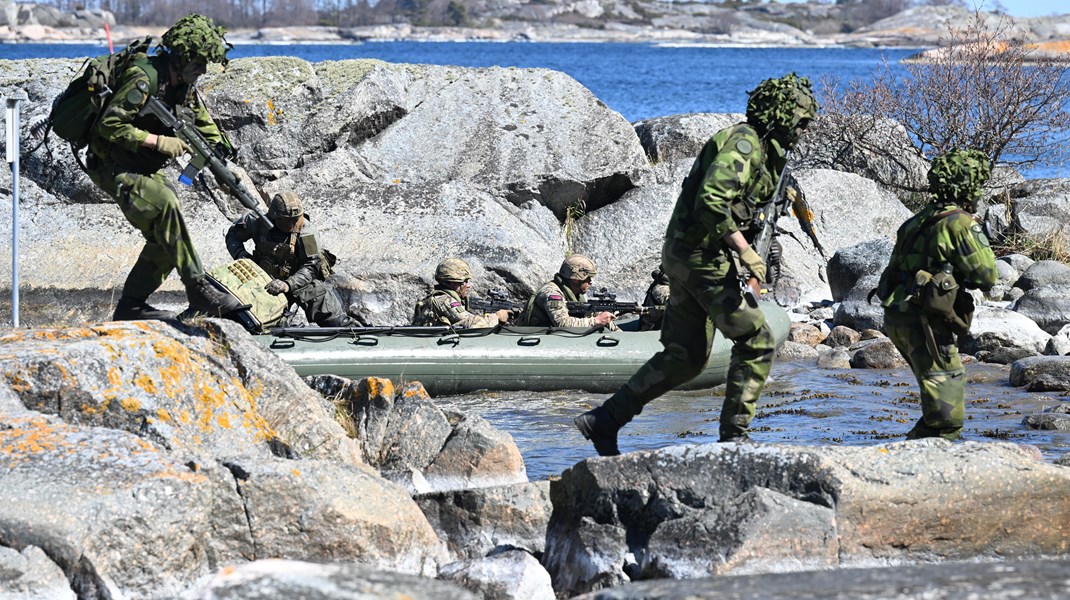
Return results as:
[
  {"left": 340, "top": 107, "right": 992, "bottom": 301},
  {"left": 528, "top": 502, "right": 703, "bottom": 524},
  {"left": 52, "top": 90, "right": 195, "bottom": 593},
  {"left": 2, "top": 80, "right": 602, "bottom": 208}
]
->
[
  {"left": 826, "top": 239, "right": 895, "bottom": 302},
  {"left": 424, "top": 413, "right": 528, "bottom": 491},
  {"left": 999, "top": 253, "right": 1035, "bottom": 275},
  {"left": 544, "top": 441, "right": 1070, "bottom": 596},
  {"left": 961, "top": 305, "right": 1050, "bottom": 357},
  {"left": 823, "top": 325, "right": 861, "bottom": 349},
  {"left": 1013, "top": 284, "right": 1070, "bottom": 335},
  {"left": 832, "top": 274, "right": 885, "bottom": 332},
  {"left": 0, "top": 545, "right": 75, "bottom": 600},
  {"left": 438, "top": 549, "right": 555, "bottom": 600},
  {"left": 567, "top": 558, "right": 1070, "bottom": 600},
  {"left": 632, "top": 113, "right": 743, "bottom": 163},
  {"left": 995, "top": 259, "right": 1020, "bottom": 288},
  {"left": 849, "top": 339, "right": 907, "bottom": 369},
  {"left": 185, "top": 559, "right": 477, "bottom": 599},
  {"left": 1010, "top": 179, "right": 1070, "bottom": 239},
  {"left": 1022, "top": 412, "right": 1070, "bottom": 431},
  {"left": 220, "top": 458, "right": 447, "bottom": 575},
  {"left": 1014, "top": 260, "right": 1070, "bottom": 291},
  {"left": 1010, "top": 356, "right": 1070, "bottom": 392},
  {"left": 1044, "top": 324, "right": 1070, "bottom": 356},
  {"left": 414, "top": 481, "right": 552, "bottom": 561},
  {"left": 816, "top": 346, "right": 851, "bottom": 369},
  {"left": 1057, "top": 454, "right": 1070, "bottom": 467},
  {"left": 776, "top": 341, "right": 820, "bottom": 362},
  {"left": 787, "top": 323, "right": 824, "bottom": 347},
  {"left": 1003, "top": 286, "right": 1026, "bottom": 303},
  {"left": 975, "top": 346, "right": 1038, "bottom": 365}
]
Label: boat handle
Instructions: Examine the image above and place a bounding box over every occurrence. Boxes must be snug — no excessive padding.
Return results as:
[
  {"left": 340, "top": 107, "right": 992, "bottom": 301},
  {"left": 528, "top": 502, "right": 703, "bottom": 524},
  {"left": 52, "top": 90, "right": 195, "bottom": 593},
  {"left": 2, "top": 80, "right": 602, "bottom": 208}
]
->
[
  {"left": 438, "top": 334, "right": 460, "bottom": 346},
  {"left": 517, "top": 337, "right": 541, "bottom": 346},
  {"left": 270, "top": 339, "right": 295, "bottom": 349},
  {"left": 352, "top": 336, "right": 379, "bottom": 347},
  {"left": 596, "top": 336, "right": 620, "bottom": 347}
]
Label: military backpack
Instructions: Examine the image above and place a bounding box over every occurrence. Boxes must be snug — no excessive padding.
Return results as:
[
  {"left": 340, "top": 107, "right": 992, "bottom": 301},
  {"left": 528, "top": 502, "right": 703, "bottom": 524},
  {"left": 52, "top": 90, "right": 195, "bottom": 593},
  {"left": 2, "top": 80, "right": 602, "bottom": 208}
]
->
[{"left": 43, "top": 37, "right": 157, "bottom": 150}]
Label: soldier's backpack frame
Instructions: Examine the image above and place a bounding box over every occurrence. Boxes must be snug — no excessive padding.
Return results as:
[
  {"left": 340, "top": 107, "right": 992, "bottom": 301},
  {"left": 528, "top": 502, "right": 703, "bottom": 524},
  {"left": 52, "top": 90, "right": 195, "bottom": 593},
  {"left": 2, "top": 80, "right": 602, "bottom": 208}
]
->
[{"left": 207, "top": 259, "right": 289, "bottom": 334}]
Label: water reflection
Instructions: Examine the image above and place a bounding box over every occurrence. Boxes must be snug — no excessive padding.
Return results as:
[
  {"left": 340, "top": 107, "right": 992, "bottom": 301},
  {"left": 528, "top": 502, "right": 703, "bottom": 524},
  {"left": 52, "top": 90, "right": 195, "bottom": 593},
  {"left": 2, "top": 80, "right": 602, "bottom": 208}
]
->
[{"left": 439, "top": 361, "right": 1070, "bottom": 480}]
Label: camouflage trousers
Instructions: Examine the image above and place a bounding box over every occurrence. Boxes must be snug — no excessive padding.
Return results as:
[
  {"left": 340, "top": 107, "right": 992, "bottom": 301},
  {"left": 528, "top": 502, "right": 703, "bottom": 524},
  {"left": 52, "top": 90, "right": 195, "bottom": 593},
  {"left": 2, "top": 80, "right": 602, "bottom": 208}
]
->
[
  {"left": 88, "top": 165, "right": 204, "bottom": 300},
  {"left": 288, "top": 280, "right": 349, "bottom": 327},
  {"left": 885, "top": 310, "right": 966, "bottom": 440},
  {"left": 603, "top": 269, "right": 777, "bottom": 439}
]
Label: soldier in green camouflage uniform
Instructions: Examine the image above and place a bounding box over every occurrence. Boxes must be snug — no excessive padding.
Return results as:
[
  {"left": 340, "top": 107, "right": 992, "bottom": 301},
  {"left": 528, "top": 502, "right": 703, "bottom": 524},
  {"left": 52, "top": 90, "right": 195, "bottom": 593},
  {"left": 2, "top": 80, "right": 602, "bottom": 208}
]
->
[
  {"left": 86, "top": 14, "right": 243, "bottom": 321},
  {"left": 575, "top": 73, "right": 817, "bottom": 455},
  {"left": 412, "top": 258, "right": 510, "bottom": 328},
  {"left": 523, "top": 255, "right": 617, "bottom": 330},
  {"left": 226, "top": 192, "right": 354, "bottom": 327},
  {"left": 878, "top": 149, "right": 998, "bottom": 440}
]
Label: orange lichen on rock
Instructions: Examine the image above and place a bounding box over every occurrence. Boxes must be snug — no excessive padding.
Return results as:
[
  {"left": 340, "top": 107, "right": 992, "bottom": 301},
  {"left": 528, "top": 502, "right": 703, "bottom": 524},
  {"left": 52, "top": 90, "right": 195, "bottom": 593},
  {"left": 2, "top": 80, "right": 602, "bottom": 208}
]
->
[
  {"left": 364, "top": 377, "right": 395, "bottom": 399},
  {"left": 120, "top": 398, "right": 142, "bottom": 412},
  {"left": 156, "top": 408, "right": 172, "bottom": 422},
  {"left": 135, "top": 373, "right": 158, "bottom": 395}
]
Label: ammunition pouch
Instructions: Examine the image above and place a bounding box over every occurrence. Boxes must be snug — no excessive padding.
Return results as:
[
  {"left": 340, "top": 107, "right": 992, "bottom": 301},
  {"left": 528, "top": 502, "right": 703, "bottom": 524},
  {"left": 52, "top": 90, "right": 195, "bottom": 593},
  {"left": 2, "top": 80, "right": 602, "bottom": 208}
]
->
[{"left": 914, "top": 268, "right": 973, "bottom": 337}]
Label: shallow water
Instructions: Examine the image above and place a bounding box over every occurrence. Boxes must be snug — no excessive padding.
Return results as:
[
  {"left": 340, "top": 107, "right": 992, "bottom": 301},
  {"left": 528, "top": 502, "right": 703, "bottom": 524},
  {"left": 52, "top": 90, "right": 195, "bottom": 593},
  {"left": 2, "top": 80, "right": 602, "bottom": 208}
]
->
[{"left": 439, "top": 360, "right": 1070, "bottom": 480}]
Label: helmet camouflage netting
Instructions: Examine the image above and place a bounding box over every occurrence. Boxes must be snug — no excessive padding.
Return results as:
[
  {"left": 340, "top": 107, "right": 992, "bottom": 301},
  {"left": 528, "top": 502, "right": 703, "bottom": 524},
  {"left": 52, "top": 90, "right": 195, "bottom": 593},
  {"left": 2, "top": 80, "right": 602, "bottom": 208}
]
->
[
  {"left": 436, "top": 258, "right": 473, "bottom": 284},
  {"left": 160, "top": 14, "right": 231, "bottom": 67},
  {"left": 928, "top": 149, "right": 991, "bottom": 206},
  {"left": 746, "top": 72, "right": 818, "bottom": 134}
]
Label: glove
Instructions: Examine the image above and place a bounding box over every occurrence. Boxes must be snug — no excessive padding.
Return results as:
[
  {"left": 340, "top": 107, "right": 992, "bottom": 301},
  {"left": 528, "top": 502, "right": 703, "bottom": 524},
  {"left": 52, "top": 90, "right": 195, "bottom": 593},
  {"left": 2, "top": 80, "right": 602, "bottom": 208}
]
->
[
  {"left": 739, "top": 247, "right": 767, "bottom": 283},
  {"left": 265, "top": 279, "right": 289, "bottom": 295},
  {"left": 154, "top": 136, "right": 189, "bottom": 159}
]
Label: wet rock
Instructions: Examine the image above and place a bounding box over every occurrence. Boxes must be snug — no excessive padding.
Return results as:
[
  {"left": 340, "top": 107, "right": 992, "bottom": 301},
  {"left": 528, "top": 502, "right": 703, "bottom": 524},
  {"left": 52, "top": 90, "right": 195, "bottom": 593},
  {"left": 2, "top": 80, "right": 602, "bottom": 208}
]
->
[
  {"left": 1012, "top": 284, "right": 1070, "bottom": 335},
  {"left": 975, "top": 346, "right": 1037, "bottom": 365},
  {"left": 823, "top": 325, "right": 861, "bottom": 349},
  {"left": 816, "top": 346, "right": 851, "bottom": 370},
  {"left": 438, "top": 549, "right": 555, "bottom": 600},
  {"left": 424, "top": 412, "right": 528, "bottom": 491},
  {"left": 1014, "top": 260, "right": 1070, "bottom": 292},
  {"left": 0, "top": 545, "right": 75, "bottom": 600},
  {"left": 1022, "top": 410, "right": 1070, "bottom": 431},
  {"left": 832, "top": 275, "right": 885, "bottom": 332},
  {"left": 1010, "top": 356, "right": 1070, "bottom": 392},
  {"left": 787, "top": 323, "right": 824, "bottom": 347},
  {"left": 776, "top": 341, "right": 820, "bottom": 362},
  {"left": 569, "top": 558, "right": 1070, "bottom": 600},
  {"left": 632, "top": 113, "right": 743, "bottom": 163},
  {"left": 544, "top": 440, "right": 1070, "bottom": 597},
  {"left": 962, "top": 305, "right": 1050, "bottom": 357},
  {"left": 185, "top": 559, "right": 477, "bottom": 599},
  {"left": 1044, "top": 324, "right": 1070, "bottom": 356},
  {"left": 826, "top": 239, "right": 895, "bottom": 302},
  {"left": 849, "top": 338, "right": 907, "bottom": 369},
  {"left": 414, "top": 481, "right": 552, "bottom": 561}
]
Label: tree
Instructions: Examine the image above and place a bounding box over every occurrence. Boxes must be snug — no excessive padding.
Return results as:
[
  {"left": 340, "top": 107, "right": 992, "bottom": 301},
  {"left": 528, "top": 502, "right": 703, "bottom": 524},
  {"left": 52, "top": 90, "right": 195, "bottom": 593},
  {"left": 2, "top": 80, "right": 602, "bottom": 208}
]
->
[{"left": 815, "top": 10, "right": 1070, "bottom": 202}]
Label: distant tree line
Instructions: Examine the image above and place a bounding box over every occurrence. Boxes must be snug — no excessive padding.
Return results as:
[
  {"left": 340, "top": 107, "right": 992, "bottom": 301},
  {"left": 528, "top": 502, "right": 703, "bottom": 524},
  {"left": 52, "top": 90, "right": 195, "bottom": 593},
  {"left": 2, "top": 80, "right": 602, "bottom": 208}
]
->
[{"left": 37, "top": 0, "right": 1003, "bottom": 28}]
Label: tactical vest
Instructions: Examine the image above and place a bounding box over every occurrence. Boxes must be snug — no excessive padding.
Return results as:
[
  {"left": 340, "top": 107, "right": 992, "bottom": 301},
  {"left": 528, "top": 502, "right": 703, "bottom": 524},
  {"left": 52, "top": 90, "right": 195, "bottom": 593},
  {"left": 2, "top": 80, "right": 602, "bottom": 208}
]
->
[
  {"left": 522, "top": 276, "right": 580, "bottom": 326},
  {"left": 413, "top": 289, "right": 464, "bottom": 326},
  {"left": 253, "top": 224, "right": 301, "bottom": 280}
]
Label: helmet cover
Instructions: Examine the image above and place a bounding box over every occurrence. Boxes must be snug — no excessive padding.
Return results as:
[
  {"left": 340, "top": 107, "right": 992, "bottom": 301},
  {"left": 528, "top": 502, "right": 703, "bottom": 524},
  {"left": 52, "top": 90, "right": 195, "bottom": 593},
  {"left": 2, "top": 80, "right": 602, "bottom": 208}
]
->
[
  {"left": 560, "top": 255, "right": 597, "bottom": 280},
  {"left": 268, "top": 192, "right": 304, "bottom": 218},
  {"left": 746, "top": 72, "right": 818, "bottom": 138},
  {"left": 928, "top": 149, "right": 991, "bottom": 209},
  {"left": 160, "top": 14, "right": 231, "bottom": 67},
  {"left": 435, "top": 258, "right": 473, "bottom": 284}
]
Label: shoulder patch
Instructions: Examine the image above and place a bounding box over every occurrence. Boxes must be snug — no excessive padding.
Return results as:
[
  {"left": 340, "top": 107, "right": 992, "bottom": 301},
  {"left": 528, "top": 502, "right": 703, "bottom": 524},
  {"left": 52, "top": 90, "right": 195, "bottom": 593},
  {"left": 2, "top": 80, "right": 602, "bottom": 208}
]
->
[
  {"left": 735, "top": 139, "right": 754, "bottom": 155},
  {"left": 970, "top": 223, "right": 990, "bottom": 247},
  {"left": 449, "top": 301, "right": 462, "bottom": 308},
  {"left": 126, "top": 86, "right": 145, "bottom": 106},
  {"left": 547, "top": 294, "right": 564, "bottom": 302}
]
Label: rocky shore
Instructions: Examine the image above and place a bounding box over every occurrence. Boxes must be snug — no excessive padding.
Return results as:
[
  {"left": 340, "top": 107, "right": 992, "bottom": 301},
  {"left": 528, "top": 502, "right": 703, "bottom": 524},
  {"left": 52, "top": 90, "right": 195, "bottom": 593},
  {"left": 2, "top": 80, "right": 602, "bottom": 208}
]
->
[{"left": 1, "top": 54, "right": 1070, "bottom": 598}]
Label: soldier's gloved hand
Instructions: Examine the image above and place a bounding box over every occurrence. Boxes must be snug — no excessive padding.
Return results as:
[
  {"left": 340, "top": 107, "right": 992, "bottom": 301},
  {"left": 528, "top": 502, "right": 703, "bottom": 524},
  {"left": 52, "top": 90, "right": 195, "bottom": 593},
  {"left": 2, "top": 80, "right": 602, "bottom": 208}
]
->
[
  {"left": 236, "top": 250, "right": 254, "bottom": 262},
  {"left": 739, "top": 247, "right": 767, "bottom": 283},
  {"left": 265, "top": 279, "right": 290, "bottom": 295},
  {"left": 154, "top": 136, "right": 189, "bottom": 158}
]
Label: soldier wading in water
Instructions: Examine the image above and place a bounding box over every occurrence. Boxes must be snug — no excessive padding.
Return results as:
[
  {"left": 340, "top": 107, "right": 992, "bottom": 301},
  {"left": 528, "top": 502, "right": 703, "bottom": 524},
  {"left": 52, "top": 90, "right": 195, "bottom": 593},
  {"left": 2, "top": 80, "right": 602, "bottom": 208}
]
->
[
  {"left": 875, "top": 149, "right": 998, "bottom": 440},
  {"left": 575, "top": 73, "right": 818, "bottom": 455}
]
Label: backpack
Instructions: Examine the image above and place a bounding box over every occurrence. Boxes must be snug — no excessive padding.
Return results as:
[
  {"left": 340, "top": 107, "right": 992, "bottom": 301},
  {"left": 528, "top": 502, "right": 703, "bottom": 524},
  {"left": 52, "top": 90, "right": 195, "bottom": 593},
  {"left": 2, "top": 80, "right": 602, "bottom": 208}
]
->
[{"left": 45, "top": 36, "right": 157, "bottom": 150}]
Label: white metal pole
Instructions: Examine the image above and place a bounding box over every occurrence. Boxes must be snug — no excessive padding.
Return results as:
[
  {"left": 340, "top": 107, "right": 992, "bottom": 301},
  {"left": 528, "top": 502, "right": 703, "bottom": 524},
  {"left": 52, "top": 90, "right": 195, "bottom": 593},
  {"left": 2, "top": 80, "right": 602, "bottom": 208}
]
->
[{"left": 5, "top": 90, "right": 27, "bottom": 328}]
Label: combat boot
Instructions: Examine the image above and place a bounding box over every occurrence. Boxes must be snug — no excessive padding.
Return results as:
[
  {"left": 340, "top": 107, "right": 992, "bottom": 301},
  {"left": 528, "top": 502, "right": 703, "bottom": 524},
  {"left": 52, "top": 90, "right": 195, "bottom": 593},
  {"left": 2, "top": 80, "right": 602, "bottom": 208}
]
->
[
  {"left": 574, "top": 405, "right": 622, "bottom": 456},
  {"left": 185, "top": 276, "right": 244, "bottom": 318},
  {"left": 112, "top": 296, "right": 176, "bottom": 321}
]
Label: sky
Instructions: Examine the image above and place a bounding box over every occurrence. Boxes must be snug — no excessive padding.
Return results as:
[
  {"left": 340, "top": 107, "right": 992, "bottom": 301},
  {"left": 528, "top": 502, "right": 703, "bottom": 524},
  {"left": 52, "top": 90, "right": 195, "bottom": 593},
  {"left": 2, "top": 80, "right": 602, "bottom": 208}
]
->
[{"left": 990, "top": 0, "right": 1068, "bottom": 18}]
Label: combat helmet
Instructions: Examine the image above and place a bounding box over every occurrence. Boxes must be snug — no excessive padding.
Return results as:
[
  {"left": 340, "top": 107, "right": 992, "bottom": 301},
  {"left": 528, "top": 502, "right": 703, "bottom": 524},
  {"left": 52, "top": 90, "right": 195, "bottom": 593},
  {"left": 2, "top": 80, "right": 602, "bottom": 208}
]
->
[
  {"left": 928, "top": 149, "right": 991, "bottom": 211},
  {"left": 746, "top": 72, "right": 818, "bottom": 143},
  {"left": 268, "top": 192, "right": 304, "bottom": 219},
  {"left": 160, "top": 14, "right": 232, "bottom": 67},
  {"left": 435, "top": 258, "right": 473, "bottom": 284},
  {"left": 560, "top": 255, "right": 597, "bottom": 280}
]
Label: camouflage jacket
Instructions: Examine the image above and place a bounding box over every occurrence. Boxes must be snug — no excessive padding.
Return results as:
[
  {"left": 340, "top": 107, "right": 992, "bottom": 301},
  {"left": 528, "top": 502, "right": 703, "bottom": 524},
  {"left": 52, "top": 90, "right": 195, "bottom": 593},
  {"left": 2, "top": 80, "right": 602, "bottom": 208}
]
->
[
  {"left": 661, "top": 123, "right": 785, "bottom": 278},
  {"left": 524, "top": 275, "right": 618, "bottom": 330},
  {"left": 879, "top": 200, "right": 998, "bottom": 312},
  {"left": 90, "top": 54, "right": 227, "bottom": 174},
  {"left": 225, "top": 212, "right": 323, "bottom": 290},
  {"left": 412, "top": 288, "right": 498, "bottom": 328}
]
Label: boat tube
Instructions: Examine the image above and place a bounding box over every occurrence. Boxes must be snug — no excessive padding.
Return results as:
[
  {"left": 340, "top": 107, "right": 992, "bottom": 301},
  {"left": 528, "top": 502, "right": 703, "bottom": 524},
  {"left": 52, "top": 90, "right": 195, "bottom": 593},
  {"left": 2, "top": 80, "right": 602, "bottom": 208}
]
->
[{"left": 256, "top": 301, "right": 791, "bottom": 396}]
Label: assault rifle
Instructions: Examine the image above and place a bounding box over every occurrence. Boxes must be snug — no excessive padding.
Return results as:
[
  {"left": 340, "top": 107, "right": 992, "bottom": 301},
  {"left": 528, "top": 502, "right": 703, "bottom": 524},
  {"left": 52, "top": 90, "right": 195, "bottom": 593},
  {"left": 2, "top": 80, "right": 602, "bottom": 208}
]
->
[
  {"left": 469, "top": 289, "right": 525, "bottom": 318},
  {"left": 567, "top": 287, "right": 647, "bottom": 317},
  {"left": 140, "top": 95, "right": 273, "bottom": 229},
  {"left": 747, "top": 165, "right": 828, "bottom": 291}
]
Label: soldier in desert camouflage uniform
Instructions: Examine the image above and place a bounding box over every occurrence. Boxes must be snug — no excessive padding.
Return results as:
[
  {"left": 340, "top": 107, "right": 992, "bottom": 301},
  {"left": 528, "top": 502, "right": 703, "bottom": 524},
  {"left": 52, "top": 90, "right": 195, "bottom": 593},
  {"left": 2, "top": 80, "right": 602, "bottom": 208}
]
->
[
  {"left": 640, "top": 266, "right": 670, "bottom": 330},
  {"left": 523, "top": 255, "right": 616, "bottom": 330},
  {"left": 226, "top": 192, "right": 353, "bottom": 327},
  {"left": 877, "top": 149, "right": 998, "bottom": 440},
  {"left": 412, "top": 258, "right": 510, "bottom": 328},
  {"left": 575, "top": 73, "right": 818, "bottom": 455}
]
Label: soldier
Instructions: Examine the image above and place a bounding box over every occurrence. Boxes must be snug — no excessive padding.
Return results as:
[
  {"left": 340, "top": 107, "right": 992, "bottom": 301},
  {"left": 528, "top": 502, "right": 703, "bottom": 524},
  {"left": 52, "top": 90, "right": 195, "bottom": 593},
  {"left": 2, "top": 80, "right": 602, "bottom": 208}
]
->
[
  {"left": 226, "top": 192, "right": 354, "bottom": 328},
  {"left": 523, "top": 255, "right": 616, "bottom": 330},
  {"left": 86, "top": 14, "right": 244, "bottom": 321},
  {"left": 876, "top": 149, "right": 998, "bottom": 440},
  {"left": 640, "top": 266, "right": 670, "bottom": 331},
  {"left": 574, "top": 73, "right": 818, "bottom": 455},
  {"left": 412, "top": 258, "right": 510, "bottom": 328}
]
